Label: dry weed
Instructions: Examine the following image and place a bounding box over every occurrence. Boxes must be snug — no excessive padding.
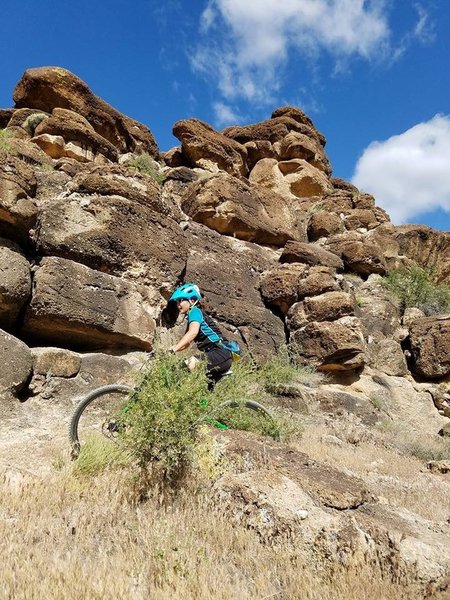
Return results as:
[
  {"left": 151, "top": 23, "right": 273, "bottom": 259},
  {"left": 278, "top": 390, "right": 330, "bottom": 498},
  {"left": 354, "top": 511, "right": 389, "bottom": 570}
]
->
[{"left": 0, "top": 467, "right": 424, "bottom": 600}]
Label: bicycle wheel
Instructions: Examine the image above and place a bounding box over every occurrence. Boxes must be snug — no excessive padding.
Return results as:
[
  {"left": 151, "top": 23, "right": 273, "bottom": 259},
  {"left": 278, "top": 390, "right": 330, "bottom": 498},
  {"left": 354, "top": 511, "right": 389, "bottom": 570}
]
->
[
  {"left": 69, "top": 384, "right": 136, "bottom": 457},
  {"left": 212, "top": 399, "right": 281, "bottom": 440}
]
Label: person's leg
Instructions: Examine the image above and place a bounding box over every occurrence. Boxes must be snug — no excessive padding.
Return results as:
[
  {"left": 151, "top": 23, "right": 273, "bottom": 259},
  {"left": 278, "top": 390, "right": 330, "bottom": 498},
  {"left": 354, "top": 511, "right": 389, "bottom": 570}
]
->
[{"left": 205, "top": 348, "right": 233, "bottom": 390}]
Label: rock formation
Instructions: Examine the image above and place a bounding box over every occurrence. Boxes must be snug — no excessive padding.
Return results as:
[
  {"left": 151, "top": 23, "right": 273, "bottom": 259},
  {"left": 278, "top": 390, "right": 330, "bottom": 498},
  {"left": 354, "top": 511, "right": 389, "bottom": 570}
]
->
[{"left": 1, "top": 67, "right": 450, "bottom": 595}]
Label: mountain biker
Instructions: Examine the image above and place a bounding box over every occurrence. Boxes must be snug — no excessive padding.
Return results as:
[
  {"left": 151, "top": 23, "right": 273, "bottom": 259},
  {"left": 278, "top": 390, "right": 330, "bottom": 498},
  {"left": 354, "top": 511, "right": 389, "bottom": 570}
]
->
[{"left": 168, "top": 283, "right": 232, "bottom": 386}]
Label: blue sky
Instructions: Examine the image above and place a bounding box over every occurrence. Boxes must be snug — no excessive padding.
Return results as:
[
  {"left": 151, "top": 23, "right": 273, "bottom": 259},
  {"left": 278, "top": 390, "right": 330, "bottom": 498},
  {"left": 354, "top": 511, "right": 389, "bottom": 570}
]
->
[{"left": 1, "top": 0, "right": 449, "bottom": 230}]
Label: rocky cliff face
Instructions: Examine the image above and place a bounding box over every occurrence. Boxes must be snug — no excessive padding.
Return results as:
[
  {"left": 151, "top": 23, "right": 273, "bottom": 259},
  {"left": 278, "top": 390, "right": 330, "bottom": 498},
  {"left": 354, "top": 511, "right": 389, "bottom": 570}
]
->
[{"left": 1, "top": 67, "right": 450, "bottom": 595}]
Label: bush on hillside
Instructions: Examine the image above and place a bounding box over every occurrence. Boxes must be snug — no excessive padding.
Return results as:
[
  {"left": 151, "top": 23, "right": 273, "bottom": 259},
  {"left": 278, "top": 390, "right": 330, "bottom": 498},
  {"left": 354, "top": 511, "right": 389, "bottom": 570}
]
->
[
  {"left": 128, "top": 152, "right": 165, "bottom": 184},
  {"left": 383, "top": 265, "right": 450, "bottom": 315},
  {"left": 118, "top": 352, "right": 210, "bottom": 480},
  {"left": 0, "top": 129, "right": 14, "bottom": 153}
]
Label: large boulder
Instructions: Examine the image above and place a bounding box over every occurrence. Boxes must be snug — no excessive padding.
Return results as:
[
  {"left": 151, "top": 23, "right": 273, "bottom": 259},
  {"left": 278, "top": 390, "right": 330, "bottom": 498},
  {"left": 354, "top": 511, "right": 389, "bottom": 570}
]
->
[
  {"left": 0, "top": 238, "right": 31, "bottom": 330},
  {"left": 291, "top": 317, "right": 366, "bottom": 371},
  {"left": 22, "top": 257, "right": 156, "bottom": 350},
  {"left": 173, "top": 118, "right": 247, "bottom": 177},
  {"left": 392, "top": 225, "right": 450, "bottom": 283},
  {"left": 287, "top": 291, "right": 355, "bottom": 330},
  {"left": 13, "top": 67, "right": 159, "bottom": 157},
  {"left": 36, "top": 190, "right": 186, "bottom": 290},
  {"left": 181, "top": 173, "right": 304, "bottom": 246},
  {"left": 223, "top": 114, "right": 324, "bottom": 147},
  {"left": 249, "top": 158, "right": 333, "bottom": 200},
  {"left": 0, "top": 329, "right": 32, "bottom": 397},
  {"left": 307, "top": 210, "right": 344, "bottom": 241},
  {"left": 280, "top": 240, "right": 343, "bottom": 270},
  {"left": 276, "top": 131, "right": 331, "bottom": 174},
  {"left": 408, "top": 315, "right": 450, "bottom": 379},
  {"left": 260, "top": 264, "right": 341, "bottom": 314},
  {"left": 260, "top": 263, "right": 308, "bottom": 314},
  {"left": 32, "top": 108, "right": 118, "bottom": 162},
  {"left": 183, "top": 223, "right": 285, "bottom": 359},
  {"left": 326, "top": 234, "right": 387, "bottom": 275},
  {"left": 0, "top": 150, "right": 38, "bottom": 240}
]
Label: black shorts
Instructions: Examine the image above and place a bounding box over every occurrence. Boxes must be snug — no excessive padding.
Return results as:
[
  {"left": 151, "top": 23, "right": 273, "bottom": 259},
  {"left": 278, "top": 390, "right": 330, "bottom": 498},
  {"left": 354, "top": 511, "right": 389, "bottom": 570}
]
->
[{"left": 203, "top": 346, "right": 232, "bottom": 380}]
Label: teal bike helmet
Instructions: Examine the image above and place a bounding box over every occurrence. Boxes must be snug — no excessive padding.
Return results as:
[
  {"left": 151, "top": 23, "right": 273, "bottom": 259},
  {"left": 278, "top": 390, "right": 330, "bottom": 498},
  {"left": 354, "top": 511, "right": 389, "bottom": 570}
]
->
[{"left": 169, "top": 283, "right": 202, "bottom": 303}]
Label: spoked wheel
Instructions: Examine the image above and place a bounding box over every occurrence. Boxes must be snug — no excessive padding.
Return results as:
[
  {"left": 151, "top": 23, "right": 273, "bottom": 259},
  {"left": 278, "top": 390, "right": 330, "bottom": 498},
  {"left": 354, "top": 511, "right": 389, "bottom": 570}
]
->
[
  {"left": 211, "top": 399, "right": 281, "bottom": 440},
  {"left": 69, "top": 384, "right": 136, "bottom": 457}
]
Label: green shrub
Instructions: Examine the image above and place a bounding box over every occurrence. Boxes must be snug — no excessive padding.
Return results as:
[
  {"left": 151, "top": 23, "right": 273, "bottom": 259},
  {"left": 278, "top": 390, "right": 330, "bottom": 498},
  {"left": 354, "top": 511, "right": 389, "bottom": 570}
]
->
[
  {"left": 128, "top": 152, "right": 166, "bottom": 184},
  {"left": 0, "top": 129, "right": 14, "bottom": 153},
  {"left": 383, "top": 265, "right": 450, "bottom": 315},
  {"left": 22, "top": 112, "right": 47, "bottom": 134},
  {"left": 118, "top": 352, "right": 210, "bottom": 480},
  {"left": 95, "top": 348, "right": 321, "bottom": 480}
]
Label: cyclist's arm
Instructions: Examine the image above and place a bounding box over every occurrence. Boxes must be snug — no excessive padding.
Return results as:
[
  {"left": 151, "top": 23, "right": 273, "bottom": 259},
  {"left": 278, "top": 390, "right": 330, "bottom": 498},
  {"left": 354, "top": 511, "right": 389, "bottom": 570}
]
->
[{"left": 170, "top": 321, "right": 200, "bottom": 352}]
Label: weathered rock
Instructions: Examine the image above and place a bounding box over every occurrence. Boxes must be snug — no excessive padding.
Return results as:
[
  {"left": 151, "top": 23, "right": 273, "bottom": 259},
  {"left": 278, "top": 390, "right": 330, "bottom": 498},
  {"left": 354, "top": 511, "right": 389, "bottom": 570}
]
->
[
  {"left": 33, "top": 111, "right": 118, "bottom": 162},
  {"left": 224, "top": 114, "right": 325, "bottom": 148},
  {"left": 243, "top": 140, "right": 276, "bottom": 170},
  {"left": 353, "top": 192, "right": 376, "bottom": 209},
  {"left": 392, "top": 224, "right": 450, "bottom": 283},
  {"left": 0, "top": 150, "right": 38, "bottom": 240},
  {"left": 28, "top": 350, "right": 143, "bottom": 401},
  {"left": 222, "top": 431, "right": 372, "bottom": 510},
  {"left": 331, "top": 177, "right": 358, "bottom": 193},
  {"left": 297, "top": 266, "right": 340, "bottom": 299},
  {"left": 0, "top": 109, "right": 14, "bottom": 128},
  {"left": 162, "top": 146, "right": 185, "bottom": 168},
  {"left": 291, "top": 316, "right": 365, "bottom": 371},
  {"left": 326, "top": 235, "right": 387, "bottom": 275},
  {"left": 7, "top": 109, "right": 48, "bottom": 133},
  {"left": 13, "top": 67, "right": 159, "bottom": 157},
  {"left": 427, "top": 460, "right": 450, "bottom": 474},
  {"left": 4, "top": 137, "right": 53, "bottom": 167},
  {"left": 271, "top": 106, "right": 317, "bottom": 129},
  {"left": 343, "top": 209, "right": 384, "bottom": 231},
  {"left": 69, "top": 165, "right": 168, "bottom": 213},
  {"left": 408, "top": 316, "right": 450, "bottom": 379},
  {"left": 30, "top": 134, "right": 65, "bottom": 159},
  {"left": 250, "top": 158, "right": 333, "bottom": 200},
  {"left": 353, "top": 274, "right": 401, "bottom": 338},
  {"left": 184, "top": 223, "right": 285, "bottom": 359},
  {"left": 181, "top": 173, "right": 303, "bottom": 246},
  {"left": 173, "top": 118, "right": 247, "bottom": 177},
  {"left": 53, "top": 157, "right": 86, "bottom": 176},
  {"left": 36, "top": 192, "right": 186, "bottom": 289},
  {"left": 280, "top": 240, "right": 343, "bottom": 270},
  {"left": 0, "top": 238, "right": 31, "bottom": 330},
  {"left": 275, "top": 131, "right": 331, "bottom": 173},
  {"left": 320, "top": 190, "right": 354, "bottom": 213},
  {"left": 0, "top": 329, "right": 32, "bottom": 396},
  {"left": 288, "top": 292, "right": 355, "bottom": 330},
  {"left": 366, "top": 338, "right": 408, "bottom": 376},
  {"left": 31, "top": 347, "right": 81, "bottom": 378},
  {"left": 402, "top": 307, "right": 426, "bottom": 328},
  {"left": 22, "top": 257, "right": 156, "bottom": 350},
  {"left": 314, "top": 387, "right": 381, "bottom": 425},
  {"left": 307, "top": 210, "right": 344, "bottom": 241},
  {"left": 260, "top": 263, "right": 308, "bottom": 314}
]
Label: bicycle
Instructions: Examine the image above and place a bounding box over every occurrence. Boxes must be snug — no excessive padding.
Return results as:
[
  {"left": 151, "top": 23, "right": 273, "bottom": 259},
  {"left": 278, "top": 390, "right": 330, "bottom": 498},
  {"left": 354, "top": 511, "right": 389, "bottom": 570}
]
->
[{"left": 69, "top": 378, "right": 279, "bottom": 458}]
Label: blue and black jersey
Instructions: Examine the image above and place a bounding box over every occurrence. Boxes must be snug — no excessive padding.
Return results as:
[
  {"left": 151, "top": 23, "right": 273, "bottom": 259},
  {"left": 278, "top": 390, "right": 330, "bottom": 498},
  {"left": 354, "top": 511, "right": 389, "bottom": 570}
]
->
[{"left": 187, "top": 306, "right": 224, "bottom": 351}]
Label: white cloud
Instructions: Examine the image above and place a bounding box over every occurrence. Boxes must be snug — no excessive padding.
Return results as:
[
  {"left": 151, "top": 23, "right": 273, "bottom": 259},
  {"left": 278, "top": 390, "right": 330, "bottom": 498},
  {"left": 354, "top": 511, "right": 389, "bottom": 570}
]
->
[
  {"left": 192, "top": 1, "right": 433, "bottom": 106},
  {"left": 213, "top": 101, "right": 242, "bottom": 127},
  {"left": 193, "top": 0, "right": 393, "bottom": 102},
  {"left": 352, "top": 115, "right": 450, "bottom": 224}
]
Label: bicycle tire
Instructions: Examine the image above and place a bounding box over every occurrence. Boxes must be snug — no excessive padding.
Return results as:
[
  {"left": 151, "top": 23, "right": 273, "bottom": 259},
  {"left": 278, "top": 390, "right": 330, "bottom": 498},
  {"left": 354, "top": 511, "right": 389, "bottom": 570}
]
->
[
  {"left": 214, "top": 399, "right": 281, "bottom": 440},
  {"left": 69, "top": 384, "right": 136, "bottom": 457}
]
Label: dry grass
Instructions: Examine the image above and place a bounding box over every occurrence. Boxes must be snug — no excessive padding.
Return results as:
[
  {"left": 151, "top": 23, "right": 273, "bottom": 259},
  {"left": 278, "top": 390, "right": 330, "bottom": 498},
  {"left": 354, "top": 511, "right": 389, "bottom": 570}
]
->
[
  {"left": 295, "top": 420, "right": 450, "bottom": 523},
  {"left": 0, "top": 465, "right": 424, "bottom": 600}
]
